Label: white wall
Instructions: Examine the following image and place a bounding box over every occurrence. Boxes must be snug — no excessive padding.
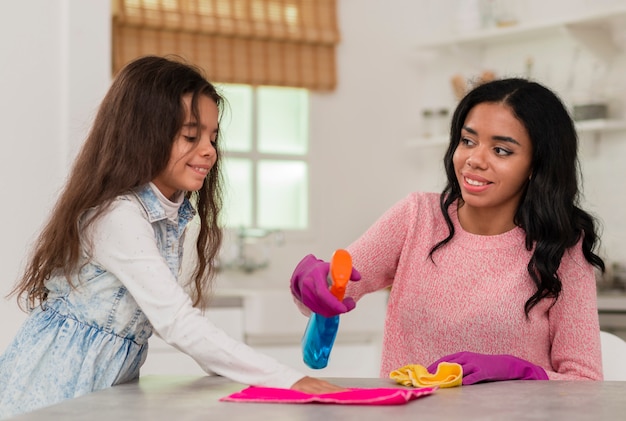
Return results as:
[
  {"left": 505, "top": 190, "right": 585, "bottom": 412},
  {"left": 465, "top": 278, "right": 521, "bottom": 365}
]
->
[
  {"left": 223, "top": 0, "right": 444, "bottom": 285},
  {"left": 414, "top": 0, "right": 626, "bottom": 265},
  {"left": 0, "top": 0, "right": 111, "bottom": 349},
  {"left": 2, "top": 0, "right": 626, "bottom": 352},
  {"left": 222, "top": 0, "right": 626, "bottom": 287}
]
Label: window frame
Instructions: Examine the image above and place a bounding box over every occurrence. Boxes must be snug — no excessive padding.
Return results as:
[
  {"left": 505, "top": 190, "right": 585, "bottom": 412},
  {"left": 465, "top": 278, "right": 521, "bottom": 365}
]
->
[{"left": 219, "top": 84, "right": 311, "bottom": 233}]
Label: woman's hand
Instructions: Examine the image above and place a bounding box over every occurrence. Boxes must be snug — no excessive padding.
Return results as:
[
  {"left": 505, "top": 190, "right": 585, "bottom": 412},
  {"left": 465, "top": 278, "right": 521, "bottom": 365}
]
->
[
  {"left": 290, "top": 376, "right": 347, "bottom": 394},
  {"left": 290, "top": 254, "right": 361, "bottom": 318},
  {"left": 428, "top": 351, "right": 548, "bottom": 385}
]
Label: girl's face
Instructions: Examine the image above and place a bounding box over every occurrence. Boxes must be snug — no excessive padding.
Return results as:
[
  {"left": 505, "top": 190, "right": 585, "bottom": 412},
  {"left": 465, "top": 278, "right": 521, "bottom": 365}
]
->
[
  {"left": 452, "top": 102, "right": 533, "bottom": 228},
  {"left": 152, "top": 93, "right": 218, "bottom": 201}
]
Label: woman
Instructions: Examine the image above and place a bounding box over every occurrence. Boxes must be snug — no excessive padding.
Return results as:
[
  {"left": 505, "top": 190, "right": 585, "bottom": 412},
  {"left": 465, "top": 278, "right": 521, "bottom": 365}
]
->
[{"left": 290, "top": 78, "right": 605, "bottom": 383}]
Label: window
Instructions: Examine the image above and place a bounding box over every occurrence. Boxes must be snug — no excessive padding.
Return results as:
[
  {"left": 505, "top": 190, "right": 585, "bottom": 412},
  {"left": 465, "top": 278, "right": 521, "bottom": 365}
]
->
[{"left": 218, "top": 84, "right": 309, "bottom": 231}]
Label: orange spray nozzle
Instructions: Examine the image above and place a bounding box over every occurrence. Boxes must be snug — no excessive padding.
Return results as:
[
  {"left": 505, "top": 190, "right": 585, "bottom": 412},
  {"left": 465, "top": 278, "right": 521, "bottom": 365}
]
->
[{"left": 329, "top": 249, "right": 352, "bottom": 301}]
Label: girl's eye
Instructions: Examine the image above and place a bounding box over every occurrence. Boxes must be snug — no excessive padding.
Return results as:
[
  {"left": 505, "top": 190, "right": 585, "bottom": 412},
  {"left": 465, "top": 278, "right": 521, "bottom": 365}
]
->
[{"left": 184, "top": 136, "right": 197, "bottom": 142}]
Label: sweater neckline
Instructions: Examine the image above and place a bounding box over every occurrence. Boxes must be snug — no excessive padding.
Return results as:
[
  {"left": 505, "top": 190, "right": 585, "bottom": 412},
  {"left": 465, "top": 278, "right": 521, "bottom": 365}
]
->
[{"left": 449, "top": 201, "right": 526, "bottom": 249}]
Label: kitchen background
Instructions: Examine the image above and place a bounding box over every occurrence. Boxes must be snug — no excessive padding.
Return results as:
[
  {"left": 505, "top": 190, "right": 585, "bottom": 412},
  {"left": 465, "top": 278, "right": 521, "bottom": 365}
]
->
[{"left": 1, "top": 0, "right": 626, "bottom": 377}]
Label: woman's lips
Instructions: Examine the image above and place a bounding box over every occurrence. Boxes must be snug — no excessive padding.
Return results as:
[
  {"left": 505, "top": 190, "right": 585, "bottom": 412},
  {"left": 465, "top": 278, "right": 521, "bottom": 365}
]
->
[{"left": 462, "top": 174, "right": 491, "bottom": 192}]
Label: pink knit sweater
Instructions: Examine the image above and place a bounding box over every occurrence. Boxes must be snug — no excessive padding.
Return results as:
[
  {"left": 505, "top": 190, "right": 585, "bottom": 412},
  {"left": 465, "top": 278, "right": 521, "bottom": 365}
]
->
[{"left": 346, "top": 192, "right": 602, "bottom": 380}]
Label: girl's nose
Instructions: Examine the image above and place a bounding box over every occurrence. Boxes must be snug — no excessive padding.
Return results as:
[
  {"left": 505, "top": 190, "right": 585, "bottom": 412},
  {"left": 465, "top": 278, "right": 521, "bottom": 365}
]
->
[{"left": 199, "top": 136, "right": 216, "bottom": 157}]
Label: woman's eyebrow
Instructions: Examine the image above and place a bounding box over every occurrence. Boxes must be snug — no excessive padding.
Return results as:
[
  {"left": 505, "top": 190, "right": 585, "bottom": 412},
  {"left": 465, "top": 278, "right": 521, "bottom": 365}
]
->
[
  {"left": 462, "top": 125, "right": 478, "bottom": 135},
  {"left": 462, "top": 125, "right": 520, "bottom": 146},
  {"left": 493, "top": 135, "right": 520, "bottom": 145}
]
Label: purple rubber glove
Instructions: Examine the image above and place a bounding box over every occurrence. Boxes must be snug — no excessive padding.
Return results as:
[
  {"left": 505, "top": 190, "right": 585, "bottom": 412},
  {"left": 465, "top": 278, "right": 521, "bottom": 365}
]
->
[
  {"left": 290, "top": 254, "right": 361, "bottom": 318},
  {"left": 427, "top": 352, "right": 549, "bottom": 385}
]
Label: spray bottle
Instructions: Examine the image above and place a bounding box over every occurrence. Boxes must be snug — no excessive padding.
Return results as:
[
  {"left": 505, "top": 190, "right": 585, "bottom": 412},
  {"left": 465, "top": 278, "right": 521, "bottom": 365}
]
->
[{"left": 301, "top": 249, "right": 353, "bottom": 369}]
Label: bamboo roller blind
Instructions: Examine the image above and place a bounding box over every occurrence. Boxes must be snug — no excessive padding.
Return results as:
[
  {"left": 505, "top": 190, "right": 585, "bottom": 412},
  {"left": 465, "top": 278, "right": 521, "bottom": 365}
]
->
[{"left": 112, "top": 0, "right": 340, "bottom": 90}]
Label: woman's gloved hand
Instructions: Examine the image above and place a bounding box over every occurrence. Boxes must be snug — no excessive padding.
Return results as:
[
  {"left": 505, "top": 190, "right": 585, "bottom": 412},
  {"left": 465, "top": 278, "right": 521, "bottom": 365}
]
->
[
  {"left": 290, "top": 254, "right": 361, "bottom": 318},
  {"left": 427, "top": 351, "right": 549, "bottom": 385}
]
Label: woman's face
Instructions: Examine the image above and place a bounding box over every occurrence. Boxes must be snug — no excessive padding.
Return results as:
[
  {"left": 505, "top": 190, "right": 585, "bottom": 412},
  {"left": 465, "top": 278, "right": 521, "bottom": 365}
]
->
[
  {"left": 452, "top": 102, "right": 533, "bottom": 225},
  {"left": 152, "top": 93, "right": 218, "bottom": 201}
]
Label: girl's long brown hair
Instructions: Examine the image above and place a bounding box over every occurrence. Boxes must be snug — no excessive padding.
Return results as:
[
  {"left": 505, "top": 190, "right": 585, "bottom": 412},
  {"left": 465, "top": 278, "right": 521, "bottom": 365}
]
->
[{"left": 11, "top": 55, "right": 224, "bottom": 310}]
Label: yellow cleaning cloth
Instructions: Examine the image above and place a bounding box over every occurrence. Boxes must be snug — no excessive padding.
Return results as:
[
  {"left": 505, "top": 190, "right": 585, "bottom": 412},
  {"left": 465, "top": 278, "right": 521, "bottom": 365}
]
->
[{"left": 390, "top": 362, "right": 463, "bottom": 388}]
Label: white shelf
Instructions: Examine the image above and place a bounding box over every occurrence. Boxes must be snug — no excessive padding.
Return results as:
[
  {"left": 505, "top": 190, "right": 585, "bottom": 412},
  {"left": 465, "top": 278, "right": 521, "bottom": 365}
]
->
[
  {"left": 576, "top": 119, "right": 626, "bottom": 133},
  {"left": 416, "top": 7, "right": 626, "bottom": 54},
  {"left": 409, "top": 6, "right": 626, "bottom": 151},
  {"left": 407, "top": 119, "right": 626, "bottom": 149}
]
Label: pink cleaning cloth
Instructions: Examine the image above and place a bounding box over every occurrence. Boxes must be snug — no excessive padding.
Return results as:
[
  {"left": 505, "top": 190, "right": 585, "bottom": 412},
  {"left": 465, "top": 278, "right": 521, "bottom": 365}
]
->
[{"left": 220, "top": 386, "right": 436, "bottom": 405}]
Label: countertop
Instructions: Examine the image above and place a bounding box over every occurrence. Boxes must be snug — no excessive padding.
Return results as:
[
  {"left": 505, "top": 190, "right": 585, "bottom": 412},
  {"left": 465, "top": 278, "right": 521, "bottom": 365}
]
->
[
  {"left": 213, "top": 282, "right": 626, "bottom": 313},
  {"left": 597, "top": 292, "right": 626, "bottom": 312},
  {"left": 214, "top": 284, "right": 626, "bottom": 312},
  {"left": 10, "top": 375, "right": 626, "bottom": 420}
]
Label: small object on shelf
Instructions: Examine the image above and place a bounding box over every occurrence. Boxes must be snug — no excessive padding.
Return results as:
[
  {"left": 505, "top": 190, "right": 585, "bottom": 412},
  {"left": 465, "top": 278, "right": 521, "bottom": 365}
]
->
[
  {"left": 451, "top": 74, "right": 467, "bottom": 100},
  {"left": 435, "top": 108, "right": 450, "bottom": 138},
  {"left": 492, "top": 0, "right": 519, "bottom": 28},
  {"left": 575, "top": 119, "right": 626, "bottom": 133},
  {"left": 418, "top": 108, "right": 450, "bottom": 140},
  {"left": 450, "top": 70, "right": 497, "bottom": 101},
  {"left": 525, "top": 56, "right": 534, "bottom": 78},
  {"left": 421, "top": 108, "right": 435, "bottom": 137},
  {"left": 573, "top": 103, "right": 608, "bottom": 121},
  {"left": 454, "top": 0, "right": 483, "bottom": 33},
  {"left": 477, "top": 70, "right": 496, "bottom": 85}
]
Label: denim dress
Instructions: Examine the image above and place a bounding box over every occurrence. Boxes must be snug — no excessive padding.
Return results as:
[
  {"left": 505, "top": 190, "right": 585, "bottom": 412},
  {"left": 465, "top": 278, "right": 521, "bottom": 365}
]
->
[{"left": 0, "top": 184, "right": 195, "bottom": 418}]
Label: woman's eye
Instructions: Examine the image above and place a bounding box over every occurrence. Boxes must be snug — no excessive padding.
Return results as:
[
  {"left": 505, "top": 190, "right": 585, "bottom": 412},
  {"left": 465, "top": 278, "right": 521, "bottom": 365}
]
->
[
  {"left": 494, "top": 146, "right": 512, "bottom": 156},
  {"left": 184, "top": 136, "right": 197, "bottom": 142},
  {"left": 460, "top": 137, "right": 475, "bottom": 146}
]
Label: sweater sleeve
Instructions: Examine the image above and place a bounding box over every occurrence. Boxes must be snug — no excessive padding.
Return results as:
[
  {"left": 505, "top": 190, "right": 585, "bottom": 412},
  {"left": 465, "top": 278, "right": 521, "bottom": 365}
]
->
[
  {"left": 545, "top": 243, "right": 603, "bottom": 380},
  {"left": 87, "top": 199, "right": 304, "bottom": 388},
  {"left": 346, "top": 193, "right": 417, "bottom": 301}
]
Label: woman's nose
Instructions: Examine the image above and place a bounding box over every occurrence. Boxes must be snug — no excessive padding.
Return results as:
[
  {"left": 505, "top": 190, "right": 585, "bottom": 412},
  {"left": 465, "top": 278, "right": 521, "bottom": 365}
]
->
[{"left": 467, "top": 147, "right": 486, "bottom": 168}]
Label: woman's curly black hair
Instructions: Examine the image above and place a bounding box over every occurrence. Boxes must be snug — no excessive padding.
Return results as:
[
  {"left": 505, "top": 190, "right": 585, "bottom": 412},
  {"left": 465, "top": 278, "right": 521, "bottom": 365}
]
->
[{"left": 430, "top": 78, "right": 605, "bottom": 316}]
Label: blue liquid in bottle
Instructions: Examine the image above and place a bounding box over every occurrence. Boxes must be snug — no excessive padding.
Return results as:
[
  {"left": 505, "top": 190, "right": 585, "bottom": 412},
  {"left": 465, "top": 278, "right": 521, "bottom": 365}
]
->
[
  {"left": 301, "top": 249, "right": 352, "bottom": 370},
  {"left": 302, "top": 313, "right": 340, "bottom": 369}
]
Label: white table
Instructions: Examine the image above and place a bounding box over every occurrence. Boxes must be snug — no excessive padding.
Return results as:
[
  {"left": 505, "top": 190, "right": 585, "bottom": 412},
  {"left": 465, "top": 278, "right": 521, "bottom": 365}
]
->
[{"left": 10, "top": 375, "right": 626, "bottom": 420}]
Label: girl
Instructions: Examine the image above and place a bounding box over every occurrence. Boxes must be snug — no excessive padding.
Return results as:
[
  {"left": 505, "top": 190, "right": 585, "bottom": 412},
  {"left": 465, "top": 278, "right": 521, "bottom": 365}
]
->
[
  {"left": 290, "top": 78, "right": 605, "bottom": 383},
  {"left": 0, "top": 55, "right": 342, "bottom": 419}
]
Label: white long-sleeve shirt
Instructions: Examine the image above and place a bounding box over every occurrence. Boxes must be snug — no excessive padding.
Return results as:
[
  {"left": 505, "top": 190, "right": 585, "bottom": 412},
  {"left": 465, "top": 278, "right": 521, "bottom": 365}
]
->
[{"left": 87, "top": 184, "right": 304, "bottom": 388}]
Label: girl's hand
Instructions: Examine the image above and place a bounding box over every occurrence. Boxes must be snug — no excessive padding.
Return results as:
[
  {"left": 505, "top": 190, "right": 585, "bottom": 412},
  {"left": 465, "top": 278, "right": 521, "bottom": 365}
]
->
[{"left": 290, "top": 376, "right": 347, "bottom": 394}]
